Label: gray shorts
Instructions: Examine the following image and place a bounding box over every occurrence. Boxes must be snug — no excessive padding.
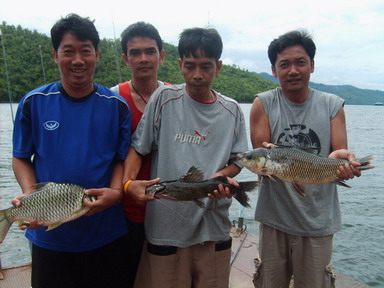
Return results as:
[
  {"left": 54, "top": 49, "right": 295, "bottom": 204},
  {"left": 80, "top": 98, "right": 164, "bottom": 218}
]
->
[
  {"left": 253, "top": 224, "right": 336, "bottom": 288},
  {"left": 134, "top": 238, "right": 232, "bottom": 288}
]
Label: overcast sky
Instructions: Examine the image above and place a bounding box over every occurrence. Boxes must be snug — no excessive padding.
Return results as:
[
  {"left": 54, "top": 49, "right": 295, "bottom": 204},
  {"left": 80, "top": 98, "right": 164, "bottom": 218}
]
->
[{"left": 1, "top": 0, "right": 383, "bottom": 91}]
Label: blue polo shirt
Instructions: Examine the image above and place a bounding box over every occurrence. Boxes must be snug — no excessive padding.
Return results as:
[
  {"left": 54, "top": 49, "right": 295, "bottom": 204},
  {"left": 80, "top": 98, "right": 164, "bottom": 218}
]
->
[{"left": 13, "top": 82, "right": 131, "bottom": 252}]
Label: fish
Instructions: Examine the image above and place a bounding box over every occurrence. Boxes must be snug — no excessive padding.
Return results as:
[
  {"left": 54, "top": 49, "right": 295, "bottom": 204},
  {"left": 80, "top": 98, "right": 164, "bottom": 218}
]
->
[
  {"left": 237, "top": 146, "right": 374, "bottom": 196},
  {"left": 0, "top": 182, "right": 96, "bottom": 243},
  {"left": 145, "top": 166, "right": 259, "bottom": 208}
]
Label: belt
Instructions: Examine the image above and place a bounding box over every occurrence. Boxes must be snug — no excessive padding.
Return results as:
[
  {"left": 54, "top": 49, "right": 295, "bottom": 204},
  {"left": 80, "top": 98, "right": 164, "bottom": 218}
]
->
[{"left": 147, "top": 237, "right": 232, "bottom": 256}]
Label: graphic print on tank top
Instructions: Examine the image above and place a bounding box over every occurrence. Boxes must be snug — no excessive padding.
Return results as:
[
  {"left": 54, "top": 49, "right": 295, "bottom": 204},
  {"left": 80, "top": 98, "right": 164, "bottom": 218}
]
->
[{"left": 276, "top": 124, "right": 321, "bottom": 154}]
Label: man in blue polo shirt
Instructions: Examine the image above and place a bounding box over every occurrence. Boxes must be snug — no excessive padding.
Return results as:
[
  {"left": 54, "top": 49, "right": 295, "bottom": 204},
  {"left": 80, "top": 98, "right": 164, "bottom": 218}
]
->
[{"left": 12, "top": 13, "right": 131, "bottom": 288}]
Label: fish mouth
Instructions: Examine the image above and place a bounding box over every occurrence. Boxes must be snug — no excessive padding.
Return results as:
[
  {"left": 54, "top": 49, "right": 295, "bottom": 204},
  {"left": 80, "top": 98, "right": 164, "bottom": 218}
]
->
[
  {"left": 145, "top": 184, "right": 166, "bottom": 197},
  {"left": 236, "top": 153, "right": 245, "bottom": 160}
]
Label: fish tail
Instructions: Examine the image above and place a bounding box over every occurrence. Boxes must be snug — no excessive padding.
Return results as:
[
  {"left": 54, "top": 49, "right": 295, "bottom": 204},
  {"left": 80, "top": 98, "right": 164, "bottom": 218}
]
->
[
  {"left": 0, "top": 209, "right": 12, "bottom": 243},
  {"left": 233, "top": 181, "right": 259, "bottom": 208},
  {"left": 356, "top": 155, "right": 375, "bottom": 171}
]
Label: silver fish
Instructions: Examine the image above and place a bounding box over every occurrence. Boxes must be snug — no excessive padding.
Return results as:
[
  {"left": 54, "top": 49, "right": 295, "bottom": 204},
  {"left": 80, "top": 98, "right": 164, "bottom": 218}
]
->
[
  {"left": 0, "top": 182, "right": 96, "bottom": 243},
  {"left": 237, "top": 146, "right": 374, "bottom": 196},
  {"left": 145, "top": 166, "right": 259, "bottom": 208}
]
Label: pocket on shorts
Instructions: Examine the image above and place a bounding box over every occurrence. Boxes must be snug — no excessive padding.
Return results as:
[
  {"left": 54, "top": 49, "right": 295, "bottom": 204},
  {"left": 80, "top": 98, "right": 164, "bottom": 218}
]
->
[
  {"left": 253, "top": 257, "right": 263, "bottom": 288},
  {"left": 325, "top": 263, "right": 337, "bottom": 288}
]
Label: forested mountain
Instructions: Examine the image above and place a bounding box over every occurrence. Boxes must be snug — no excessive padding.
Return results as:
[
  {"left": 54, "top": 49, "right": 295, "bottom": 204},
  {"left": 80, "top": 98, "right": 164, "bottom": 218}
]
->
[
  {"left": 258, "top": 73, "right": 384, "bottom": 105},
  {"left": 0, "top": 23, "right": 276, "bottom": 103},
  {"left": 1, "top": 23, "right": 383, "bottom": 105}
]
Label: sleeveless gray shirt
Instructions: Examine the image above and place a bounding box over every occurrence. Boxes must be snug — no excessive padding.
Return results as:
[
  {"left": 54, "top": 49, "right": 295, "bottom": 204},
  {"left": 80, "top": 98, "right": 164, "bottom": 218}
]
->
[{"left": 255, "top": 87, "right": 345, "bottom": 236}]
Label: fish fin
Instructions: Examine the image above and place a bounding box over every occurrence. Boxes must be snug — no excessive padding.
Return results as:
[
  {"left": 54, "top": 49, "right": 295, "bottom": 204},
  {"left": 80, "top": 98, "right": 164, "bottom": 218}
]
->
[
  {"left": 233, "top": 191, "right": 251, "bottom": 208},
  {"left": 32, "top": 182, "right": 54, "bottom": 191},
  {"left": 275, "top": 144, "right": 320, "bottom": 154},
  {"left": 332, "top": 179, "right": 351, "bottom": 188},
  {"left": 265, "top": 174, "right": 276, "bottom": 182},
  {"left": 356, "top": 155, "right": 375, "bottom": 171},
  {"left": 16, "top": 220, "right": 30, "bottom": 227},
  {"left": 46, "top": 223, "right": 62, "bottom": 231},
  {"left": 231, "top": 181, "right": 259, "bottom": 208},
  {"left": 292, "top": 183, "right": 306, "bottom": 197},
  {"left": 179, "top": 166, "right": 204, "bottom": 183},
  {"left": 156, "top": 200, "right": 188, "bottom": 220},
  {"left": 238, "top": 181, "right": 259, "bottom": 192},
  {"left": 194, "top": 200, "right": 206, "bottom": 208},
  {"left": 0, "top": 209, "right": 13, "bottom": 243}
]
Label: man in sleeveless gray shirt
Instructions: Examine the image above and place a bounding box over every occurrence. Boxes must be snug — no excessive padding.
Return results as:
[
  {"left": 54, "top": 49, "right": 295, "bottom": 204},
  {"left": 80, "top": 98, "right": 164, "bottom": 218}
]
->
[
  {"left": 123, "top": 27, "right": 248, "bottom": 288},
  {"left": 250, "top": 30, "right": 361, "bottom": 288}
]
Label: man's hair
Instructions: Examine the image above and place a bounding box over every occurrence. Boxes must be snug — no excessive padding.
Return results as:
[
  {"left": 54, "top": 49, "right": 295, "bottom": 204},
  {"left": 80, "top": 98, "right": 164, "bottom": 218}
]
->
[
  {"left": 268, "top": 29, "right": 316, "bottom": 65},
  {"left": 178, "top": 27, "right": 223, "bottom": 61},
  {"left": 120, "top": 22, "right": 163, "bottom": 55},
  {"left": 50, "top": 13, "right": 100, "bottom": 51}
]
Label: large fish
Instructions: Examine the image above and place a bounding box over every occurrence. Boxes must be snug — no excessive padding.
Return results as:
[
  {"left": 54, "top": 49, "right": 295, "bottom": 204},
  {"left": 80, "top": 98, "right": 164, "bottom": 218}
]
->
[
  {"left": 0, "top": 182, "right": 96, "bottom": 243},
  {"left": 145, "top": 166, "right": 259, "bottom": 208},
  {"left": 237, "top": 146, "right": 374, "bottom": 196}
]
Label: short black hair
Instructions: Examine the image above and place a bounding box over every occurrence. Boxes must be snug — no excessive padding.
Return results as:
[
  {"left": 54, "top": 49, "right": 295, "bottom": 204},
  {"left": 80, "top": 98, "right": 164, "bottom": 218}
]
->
[
  {"left": 268, "top": 29, "right": 316, "bottom": 65},
  {"left": 120, "top": 22, "right": 163, "bottom": 55},
  {"left": 178, "top": 27, "right": 223, "bottom": 61},
  {"left": 50, "top": 13, "right": 100, "bottom": 51}
]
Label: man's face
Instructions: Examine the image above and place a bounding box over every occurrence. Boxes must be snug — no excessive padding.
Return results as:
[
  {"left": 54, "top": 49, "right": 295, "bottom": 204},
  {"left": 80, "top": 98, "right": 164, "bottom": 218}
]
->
[
  {"left": 178, "top": 50, "right": 222, "bottom": 98},
  {"left": 53, "top": 32, "right": 99, "bottom": 93},
  {"left": 272, "top": 44, "right": 314, "bottom": 94},
  {"left": 123, "top": 37, "right": 165, "bottom": 80}
]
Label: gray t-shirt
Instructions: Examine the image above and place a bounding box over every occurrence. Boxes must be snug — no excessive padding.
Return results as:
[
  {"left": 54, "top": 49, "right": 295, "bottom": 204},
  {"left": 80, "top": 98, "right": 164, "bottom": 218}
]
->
[
  {"left": 131, "top": 83, "right": 248, "bottom": 247},
  {"left": 255, "top": 87, "right": 345, "bottom": 237}
]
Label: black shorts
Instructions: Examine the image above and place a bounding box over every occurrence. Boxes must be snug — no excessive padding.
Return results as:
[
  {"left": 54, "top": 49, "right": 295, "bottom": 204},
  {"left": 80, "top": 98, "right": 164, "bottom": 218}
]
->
[{"left": 31, "top": 235, "right": 130, "bottom": 288}]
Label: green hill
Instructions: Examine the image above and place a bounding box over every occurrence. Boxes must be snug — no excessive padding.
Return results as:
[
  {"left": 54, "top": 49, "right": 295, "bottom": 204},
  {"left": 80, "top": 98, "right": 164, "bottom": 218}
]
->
[
  {"left": 0, "top": 23, "right": 276, "bottom": 103},
  {"left": 258, "top": 72, "right": 384, "bottom": 105},
  {"left": 1, "top": 22, "right": 383, "bottom": 105}
]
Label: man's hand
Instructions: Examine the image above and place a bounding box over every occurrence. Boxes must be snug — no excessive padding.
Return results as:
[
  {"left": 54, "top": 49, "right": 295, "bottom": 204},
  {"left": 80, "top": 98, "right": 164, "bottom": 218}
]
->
[
  {"left": 208, "top": 174, "right": 237, "bottom": 200},
  {"left": 329, "top": 149, "right": 361, "bottom": 180},
  {"left": 84, "top": 187, "right": 123, "bottom": 216},
  {"left": 11, "top": 194, "right": 45, "bottom": 230},
  {"left": 126, "top": 178, "right": 160, "bottom": 202}
]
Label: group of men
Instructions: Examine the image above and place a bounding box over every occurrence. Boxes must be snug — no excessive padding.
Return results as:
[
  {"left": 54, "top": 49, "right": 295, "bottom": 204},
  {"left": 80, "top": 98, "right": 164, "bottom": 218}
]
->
[{"left": 11, "top": 13, "right": 360, "bottom": 288}]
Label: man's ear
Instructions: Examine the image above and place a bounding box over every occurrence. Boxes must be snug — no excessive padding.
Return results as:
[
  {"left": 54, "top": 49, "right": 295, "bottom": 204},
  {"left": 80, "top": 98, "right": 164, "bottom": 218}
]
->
[
  {"left": 216, "top": 60, "right": 223, "bottom": 75},
  {"left": 52, "top": 49, "right": 59, "bottom": 64},
  {"left": 271, "top": 65, "right": 277, "bottom": 78},
  {"left": 311, "top": 59, "right": 315, "bottom": 73}
]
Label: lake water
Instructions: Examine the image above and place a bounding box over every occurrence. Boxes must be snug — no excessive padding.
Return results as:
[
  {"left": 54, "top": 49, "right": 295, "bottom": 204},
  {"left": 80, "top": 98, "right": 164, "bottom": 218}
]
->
[{"left": 0, "top": 103, "right": 383, "bottom": 287}]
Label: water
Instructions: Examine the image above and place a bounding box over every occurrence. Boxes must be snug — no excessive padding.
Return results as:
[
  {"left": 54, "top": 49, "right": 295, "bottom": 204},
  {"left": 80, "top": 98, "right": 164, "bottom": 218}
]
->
[{"left": 0, "top": 103, "right": 383, "bottom": 287}]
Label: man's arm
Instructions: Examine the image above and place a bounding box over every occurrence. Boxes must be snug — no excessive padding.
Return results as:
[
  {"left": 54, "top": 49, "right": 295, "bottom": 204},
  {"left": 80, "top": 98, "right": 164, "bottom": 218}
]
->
[
  {"left": 329, "top": 107, "right": 361, "bottom": 179},
  {"left": 12, "top": 157, "right": 36, "bottom": 195},
  {"left": 250, "top": 97, "right": 271, "bottom": 148},
  {"left": 123, "top": 146, "right": 143, "bottom": 183},
  {"left": 123, "top": 147, "right": 157, "bottom": 202}
]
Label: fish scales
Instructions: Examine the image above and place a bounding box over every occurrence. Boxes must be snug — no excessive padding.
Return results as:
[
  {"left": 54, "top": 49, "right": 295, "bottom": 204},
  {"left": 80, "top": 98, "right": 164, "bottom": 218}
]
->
[
  {"left": 268, "top": 147, "right": 348, "bottom": 184},
  {"left": 0, "top": 182, "right": 95, "bottom": 243},
  {"left": 6, "top": 183, "right": 85, "bottom": 223}
]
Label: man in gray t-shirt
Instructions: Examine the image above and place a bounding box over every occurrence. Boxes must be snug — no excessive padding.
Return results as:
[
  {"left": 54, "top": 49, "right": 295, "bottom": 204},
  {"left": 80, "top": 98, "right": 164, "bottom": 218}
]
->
[
  {"left": 123, "top": 27, "right": 248, "bottom": 288},
  {"left": 250, "top": 30, "right": 361, "bottom": 288}
]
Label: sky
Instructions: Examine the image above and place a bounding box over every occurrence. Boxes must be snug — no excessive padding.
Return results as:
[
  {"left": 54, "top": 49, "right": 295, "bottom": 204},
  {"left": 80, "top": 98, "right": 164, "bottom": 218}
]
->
[{"left": 1, "top": 0, "right": 383, "bottom": 91}]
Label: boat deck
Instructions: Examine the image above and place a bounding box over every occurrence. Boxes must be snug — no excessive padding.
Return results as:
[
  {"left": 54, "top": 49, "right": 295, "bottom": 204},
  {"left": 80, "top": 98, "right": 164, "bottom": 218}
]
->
[{"left": 0, "top": 227, "right": 370, "bottom": 288}]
